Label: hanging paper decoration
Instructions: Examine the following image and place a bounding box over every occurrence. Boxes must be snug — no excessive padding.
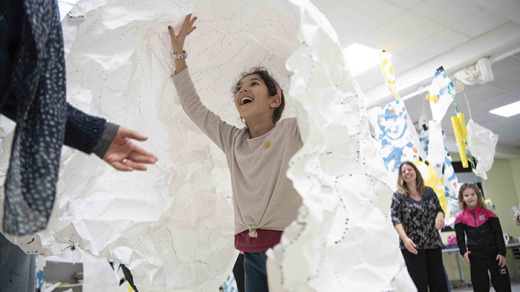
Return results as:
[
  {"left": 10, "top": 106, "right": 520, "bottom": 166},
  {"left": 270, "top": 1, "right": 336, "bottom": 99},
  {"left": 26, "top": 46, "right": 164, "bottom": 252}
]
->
[
  {"left": 373, "top": 100, "right": 423, "bottom": 174},
  {"left": 427, "top": 67, "right": 455, "bottom": 123},
  {"left": 454, "top": 58, "right": 494, "bottom": 85},
  {"left": 466, "top": 119, "right": 498, "bottom": 180},
  {"left": 380, "top": 50, "right": 400, "bottom": 100},
  {"left": 413, "top": 157, "right": 447, "bottom": 212},
  {"left": 416, "top": 107, "right": 459, "bottom": 226},
  {"left": 370, "top": 100, "right": 447, "bottom": 213},
  {"left": 416, "top": 102, "right": 429, "bottom": 154},
  {"left": 451, "top": 110, "right": 470, "bottom": 168}
]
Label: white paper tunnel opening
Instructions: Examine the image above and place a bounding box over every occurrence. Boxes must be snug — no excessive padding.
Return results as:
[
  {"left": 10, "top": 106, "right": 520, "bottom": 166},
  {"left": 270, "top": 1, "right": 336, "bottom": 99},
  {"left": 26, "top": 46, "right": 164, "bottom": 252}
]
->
[{"left": 0, "top": 0, "right": 414, "bottom": 291}]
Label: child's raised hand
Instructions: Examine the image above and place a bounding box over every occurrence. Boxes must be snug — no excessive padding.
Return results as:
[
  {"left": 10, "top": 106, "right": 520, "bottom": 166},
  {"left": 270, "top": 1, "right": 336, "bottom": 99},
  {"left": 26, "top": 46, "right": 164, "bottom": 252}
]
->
[
  {"left": 168, "top": 14, "right": 197, "bottom": 53},
  {"left": 463, "top": 251, "right": 471, "bottom": 267},
  {"left": 496, "top": 254, "right": 506, "bottom": 268}
]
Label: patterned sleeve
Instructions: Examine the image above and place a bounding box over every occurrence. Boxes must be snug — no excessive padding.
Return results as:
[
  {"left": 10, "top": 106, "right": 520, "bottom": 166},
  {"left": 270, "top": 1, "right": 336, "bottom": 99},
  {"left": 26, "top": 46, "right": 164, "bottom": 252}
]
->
[
  {"left": 390, "top": 192, "right": 402, "bottom": 226},
  {"left": 429, "top": 187, "right": 444, "bottom": 215}
]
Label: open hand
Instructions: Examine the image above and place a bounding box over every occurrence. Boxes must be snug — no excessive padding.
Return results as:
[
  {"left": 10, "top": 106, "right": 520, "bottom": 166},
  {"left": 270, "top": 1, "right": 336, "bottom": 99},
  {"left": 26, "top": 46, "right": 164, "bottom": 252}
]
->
[
  {"left": 168, "top": 14, "right": 197, "bottom": 54},
  {"left": 103, "top": 126, "right": 158, "bottom": 171},
  {"left": 463, "top": 251, "right": 471, "bottom": 267},
  {"left": 404, "top": 237, "right": 418, "bottom": 255},
  {"left": 496, "top": 254, "right": 506, "bottom": 268}
]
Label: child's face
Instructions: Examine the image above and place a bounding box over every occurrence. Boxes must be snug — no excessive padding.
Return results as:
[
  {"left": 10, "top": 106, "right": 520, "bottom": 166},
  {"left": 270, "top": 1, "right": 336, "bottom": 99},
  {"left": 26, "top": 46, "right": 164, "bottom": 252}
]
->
[
  {"left": 400, "top": 164, "right": 416, "bottom": 184},
  {"left": 234, "top": 74, "right": 279, "bottom": 123},
  {"left": 462, "top": 188, "right": 478, "bottom": 209}
]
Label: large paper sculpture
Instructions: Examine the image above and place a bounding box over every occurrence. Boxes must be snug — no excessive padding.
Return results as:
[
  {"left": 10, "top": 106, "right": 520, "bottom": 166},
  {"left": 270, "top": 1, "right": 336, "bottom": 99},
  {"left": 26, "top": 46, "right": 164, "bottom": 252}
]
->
[
  {"left": 1, "top": 0, "right": 415, "bottom": 291},
  {"left": 266, "top": 2, "right": 413, "bottom": 291}
]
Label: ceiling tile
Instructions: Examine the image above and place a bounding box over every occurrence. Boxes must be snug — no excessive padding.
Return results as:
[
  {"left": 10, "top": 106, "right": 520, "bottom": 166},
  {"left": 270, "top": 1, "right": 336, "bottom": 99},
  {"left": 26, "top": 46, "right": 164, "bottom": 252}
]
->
[
  {"left": 358, "top": 11, "right": 445, "bottom": 52},
  {"left": 472, "top": 0, "right": 520, "bottom": 24},
  {"left": 325, "top": 0, "right": 404, "bottom": 43},
  {"left": 397, "top": 29, "right": 470, "bottom": 62},
  {"left": 452, "top": 8, "right": 510, "bottom": 37},
  {"left": 484, "top": 57, "right": 520, "bottom": 91},
  {"left": 311, "top": 0, "right": 348, "bottom": 14},
  {"left": 412, "top": 0, "right": 483, "bottom": 26},
  {"left": 386, "top": 0, "right": 424, "bottom": 10},
  {"left": 457, "top": 84, "right": 507, "bottom": 108}
]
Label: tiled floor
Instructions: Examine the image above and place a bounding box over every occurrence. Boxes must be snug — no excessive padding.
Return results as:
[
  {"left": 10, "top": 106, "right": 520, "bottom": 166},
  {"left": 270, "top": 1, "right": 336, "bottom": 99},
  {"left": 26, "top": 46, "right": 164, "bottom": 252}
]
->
[{"left": 452, "top": 281, "right": 520, "bottom": 291}]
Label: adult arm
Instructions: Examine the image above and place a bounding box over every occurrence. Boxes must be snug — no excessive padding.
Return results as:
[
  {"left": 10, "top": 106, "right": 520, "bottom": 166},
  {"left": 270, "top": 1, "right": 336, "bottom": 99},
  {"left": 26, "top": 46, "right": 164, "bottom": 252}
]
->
[
  {"left": 390, "top": 193, "right": 418, "bottom": 254},
  {"left": 394, "top": 224, "right": 418, "bottom": 255},
  {"left": 65, "top": 104, "right": 157, "bottom": 171},
  {"left": 430, "top": 188, "right": 445, "bottom": 230}
]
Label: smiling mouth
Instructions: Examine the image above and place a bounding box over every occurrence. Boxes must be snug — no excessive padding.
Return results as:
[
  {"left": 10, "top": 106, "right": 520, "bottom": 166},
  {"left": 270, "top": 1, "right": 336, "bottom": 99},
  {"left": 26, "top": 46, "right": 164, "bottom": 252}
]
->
[{"left": 240, "top": 97, "right": 253, "bottom": 105}]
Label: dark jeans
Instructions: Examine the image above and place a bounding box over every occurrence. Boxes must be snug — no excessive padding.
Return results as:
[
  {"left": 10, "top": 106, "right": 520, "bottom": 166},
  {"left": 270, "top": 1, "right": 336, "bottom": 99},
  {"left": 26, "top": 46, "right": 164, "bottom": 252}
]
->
[
  {"left": 234, "top": 253, "right": 245, "bottom": 292},
  {"left": 0, "top": 233, "right": 35, "bottom": 292},
  {"left": 470, "top": 253, "right": 511, "bottom": 292},
  {"left": 401, "top": 248, "right": 448, "bottom": 292},
  {"left": 243, "top": 252, "right": 268, "bottom": 292}
]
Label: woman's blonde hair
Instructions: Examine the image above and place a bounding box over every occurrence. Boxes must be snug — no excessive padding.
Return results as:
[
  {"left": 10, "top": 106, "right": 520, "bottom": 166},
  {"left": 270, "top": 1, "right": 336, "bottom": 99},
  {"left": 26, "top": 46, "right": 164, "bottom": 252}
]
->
[
  {"left": 397, "top": 161, "right": 425, "bottom": 197},
  {"left": 458, "top": 183, "right": 486, "bottom": 209}
]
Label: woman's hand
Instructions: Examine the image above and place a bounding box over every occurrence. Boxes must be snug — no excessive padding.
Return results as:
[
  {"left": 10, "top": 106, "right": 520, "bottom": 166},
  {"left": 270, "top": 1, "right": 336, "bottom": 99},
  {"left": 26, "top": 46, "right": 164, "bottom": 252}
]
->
[
  {"left": 463, "top": 251, "right": 471, "bottom": 266},
  {"left": 404, "top": 237, "right": 418, "bottom": 255},
  {"left": 168, "top": 14, "right": 197, "bottom": 54},
  {"left": 103, "top": 126, "right": 158, "bottom": 171},
  {"left": 435, "top": 212, "right": 445, "bottom": 230},
  {"left": 496, "top": 254, "right": 507, "bottom": 268}
]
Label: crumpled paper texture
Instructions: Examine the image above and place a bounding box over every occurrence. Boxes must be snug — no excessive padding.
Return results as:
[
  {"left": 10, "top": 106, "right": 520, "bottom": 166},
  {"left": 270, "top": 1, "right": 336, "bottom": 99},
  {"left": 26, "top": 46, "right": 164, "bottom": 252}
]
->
[
  {"left": 467, "top": 119, "right": 498, "bottom": 180},
  {"left": 266, "top": 1, "right": 413, "bottom": 291},
  {"left": 0, "top": 0, "right": 415, "bottom": 291}
]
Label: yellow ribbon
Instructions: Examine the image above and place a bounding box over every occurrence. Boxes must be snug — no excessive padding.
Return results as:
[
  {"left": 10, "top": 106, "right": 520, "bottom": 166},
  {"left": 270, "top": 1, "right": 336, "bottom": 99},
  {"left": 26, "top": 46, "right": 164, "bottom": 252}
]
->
[{"left": 451, "top": 113, "right": 469, "bottom": 168}]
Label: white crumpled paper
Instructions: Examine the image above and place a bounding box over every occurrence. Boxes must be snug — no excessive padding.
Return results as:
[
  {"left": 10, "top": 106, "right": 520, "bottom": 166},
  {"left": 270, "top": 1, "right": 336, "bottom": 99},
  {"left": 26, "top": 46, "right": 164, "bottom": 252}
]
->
[
  {"left": 1, "top": 0, "right": 414, "bottom": 291},
  {"left": 266, "top": 1, "right": 412, "bottom": 291},
  {"left": 467, "top": 119, "right": 498, "bottom": 180}
]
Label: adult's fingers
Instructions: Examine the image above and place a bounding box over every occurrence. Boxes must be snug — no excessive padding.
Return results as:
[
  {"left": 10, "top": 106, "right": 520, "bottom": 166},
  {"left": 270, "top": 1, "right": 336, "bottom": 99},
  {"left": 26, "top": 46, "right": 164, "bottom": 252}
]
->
[{"left": 128, "top": 151, "right": 157, "bottom": 164}]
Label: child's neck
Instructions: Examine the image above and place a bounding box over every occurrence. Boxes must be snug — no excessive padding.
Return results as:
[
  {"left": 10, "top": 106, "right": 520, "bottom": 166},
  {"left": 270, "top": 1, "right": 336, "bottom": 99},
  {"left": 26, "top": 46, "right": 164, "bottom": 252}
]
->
[{"left": 246, "top": 117, "right": 276, "bottom": 138}]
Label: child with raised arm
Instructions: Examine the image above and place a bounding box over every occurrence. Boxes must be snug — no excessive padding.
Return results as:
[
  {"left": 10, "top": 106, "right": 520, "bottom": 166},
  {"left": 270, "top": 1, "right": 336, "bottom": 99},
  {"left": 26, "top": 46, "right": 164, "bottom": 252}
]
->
[
  {"left": 454, "top": 183, "right": 511, "bottom": 292},
  {"left": 167, "top": 15, "right": 302, "bottom": 291}
]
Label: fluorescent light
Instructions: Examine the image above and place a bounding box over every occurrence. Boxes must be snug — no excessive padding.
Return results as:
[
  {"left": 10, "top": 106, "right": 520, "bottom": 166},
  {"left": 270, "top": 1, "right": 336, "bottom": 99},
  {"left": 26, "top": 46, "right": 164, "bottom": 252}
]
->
[
  {"left": 343, "top": 43, "right": 380, "bottom": 77},
  {"left": 489, "top": 100, "right": 520, "bottom": 117}
]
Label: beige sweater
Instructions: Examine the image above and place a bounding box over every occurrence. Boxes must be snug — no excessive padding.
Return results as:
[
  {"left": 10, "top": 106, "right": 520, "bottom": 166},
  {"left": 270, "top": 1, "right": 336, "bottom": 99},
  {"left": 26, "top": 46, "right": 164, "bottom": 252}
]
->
[{"left": 173, "top": 68, "right": 302, "bottom": 237}]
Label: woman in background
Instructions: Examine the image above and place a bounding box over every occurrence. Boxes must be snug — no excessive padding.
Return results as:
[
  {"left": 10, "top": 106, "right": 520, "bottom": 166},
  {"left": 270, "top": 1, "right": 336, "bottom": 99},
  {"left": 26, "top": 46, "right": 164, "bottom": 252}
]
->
[{"left": 390, "top": 161, "right": 448, "bottom": 292}]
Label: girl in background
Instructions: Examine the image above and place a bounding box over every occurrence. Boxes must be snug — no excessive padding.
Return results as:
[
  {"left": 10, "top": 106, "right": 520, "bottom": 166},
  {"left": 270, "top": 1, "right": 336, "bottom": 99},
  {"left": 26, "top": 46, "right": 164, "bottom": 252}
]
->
[{"left": 455, "top": 183, "right": 511, "bottom": 292}]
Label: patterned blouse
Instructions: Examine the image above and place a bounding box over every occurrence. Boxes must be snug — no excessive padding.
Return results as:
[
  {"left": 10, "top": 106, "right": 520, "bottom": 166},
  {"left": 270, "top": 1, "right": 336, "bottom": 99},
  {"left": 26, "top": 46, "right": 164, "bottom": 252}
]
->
[{"left": 390, "top": 186, "right": 444, "bottom": 250}]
